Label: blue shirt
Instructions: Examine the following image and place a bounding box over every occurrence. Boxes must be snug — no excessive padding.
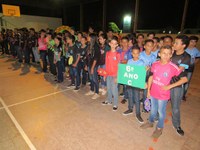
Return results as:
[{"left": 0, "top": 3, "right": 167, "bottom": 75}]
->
[
  {"left": 185, "top": 47, "right": 200, "bottom": 64},
  {"left": 117, "top": 48, "right": 132, "bottom": 61},
  {"left": 127, "top": 58, "right": 145, "bottom": 66},
  {"left": 151, "top": 49, "right": 159, "bottom": 58},
  {"left": 139, "top": 51, "right": 156, "bottom": 66}
]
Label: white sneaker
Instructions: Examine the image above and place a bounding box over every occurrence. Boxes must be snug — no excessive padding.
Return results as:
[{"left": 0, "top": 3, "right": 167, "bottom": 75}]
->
[
  {"left": 85, "top": 91, "right": 95, "bottom": 96},
  {"left": 99, "top": 88, "right": 103, "bottom": 92},
  {"left": 92, "top": 93, "right": 100, "bottom": 99},
  {"left": 101, "top": 89, "right": 107, "bottom": 96}
]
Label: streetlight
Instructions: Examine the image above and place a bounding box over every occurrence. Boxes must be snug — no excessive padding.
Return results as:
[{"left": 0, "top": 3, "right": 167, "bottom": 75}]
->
[{"left": 123, "top": 15, "right": 131, "bottom": 33}]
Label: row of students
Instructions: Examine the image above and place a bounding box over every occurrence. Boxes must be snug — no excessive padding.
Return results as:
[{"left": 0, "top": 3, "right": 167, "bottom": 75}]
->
[{"left": 1, "top": 28, "right": 200, "bottom": 139}]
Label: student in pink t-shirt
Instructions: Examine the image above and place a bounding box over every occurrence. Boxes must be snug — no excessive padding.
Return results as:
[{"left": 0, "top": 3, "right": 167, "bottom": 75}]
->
[
  {"left": 140, "top": 45, "right": 188, "bottom": 139},
  {"left": 38, "top": 29, "right": 48, "bottom": 72}
]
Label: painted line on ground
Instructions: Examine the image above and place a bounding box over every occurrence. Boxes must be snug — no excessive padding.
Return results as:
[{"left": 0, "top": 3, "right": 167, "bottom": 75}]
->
[
  {"left": 0, "top": 97, "right": 36, "bottom": 150},
  {"left": 7, "top": 88, "right": 71, "bottom": 108},
  {"left": 0, "top": 106, "right": 4, "bottom": 110}
]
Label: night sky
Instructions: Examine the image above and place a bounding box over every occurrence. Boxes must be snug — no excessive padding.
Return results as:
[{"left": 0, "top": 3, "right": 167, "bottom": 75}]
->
[{"left": 1, "top": 0, "right": 200, "bottom": 32}]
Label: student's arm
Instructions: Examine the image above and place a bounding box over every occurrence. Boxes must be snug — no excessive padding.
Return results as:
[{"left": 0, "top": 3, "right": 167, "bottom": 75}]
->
[
  {"left": 91, "top": 60, "right": 97, "bottom": 75},
  {"left": 73, "top": 54, "right": 80, "bottom": 67},
  {"left": 162, "top": 76, "right": 188, "bottom": 90},
  {"left": 147, "top": 75, "right": 153, "bottom": 99},
  {"left": 121, "top": 60, "right": 128, "bottom": 64}
]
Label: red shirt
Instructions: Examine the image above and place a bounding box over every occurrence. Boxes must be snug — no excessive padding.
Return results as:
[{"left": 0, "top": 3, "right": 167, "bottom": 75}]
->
[{"left": 105, "top": 51, "right": 120, "bottom": 77}]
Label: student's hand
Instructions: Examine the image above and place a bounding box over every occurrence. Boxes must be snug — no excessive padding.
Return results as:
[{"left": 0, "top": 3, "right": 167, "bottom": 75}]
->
[
  {"left": 84, "top": 66, "right": 88, "bottom": 71},
  {"left": 146, "top": 66, "right": 150, "bottom": 71},
  {"left": 179, "top": 66, "right": 185, "bottom": 71},
  {"left": 162, "top": 85, "right": 172, "bottom": 91},
  {"left": 114, "top": 77, "right": 117, "bottom": 84},
  {"left": 147, "top": 91, "right": 151, "bottom": 99},
  {"left": 90, "top": 68, "right": 94, "bottom": 75},
  {"left": 72, "top": 63, "right": 77, "bottom": 67},
  {"left": 145, "top": 83, "right": 148, "bottom": 89}
]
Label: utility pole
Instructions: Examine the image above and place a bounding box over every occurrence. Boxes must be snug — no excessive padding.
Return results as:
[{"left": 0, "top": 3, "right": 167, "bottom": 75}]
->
[
  {"left": 133, "top": 0, "right": 139, "bottom": 32},
  {"left": 180, "top": 0, "right": 189, "bottom": 32},
  {"left": 102, "top": 0, "right": 107, "bottom": 32},
  {"left": 80, "top": 3, "right": 84, "bottom": 31}
]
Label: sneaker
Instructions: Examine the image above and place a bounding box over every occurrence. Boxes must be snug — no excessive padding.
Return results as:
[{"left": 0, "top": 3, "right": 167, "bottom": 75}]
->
[
  {"left": 140, "top": 122, "right": 153, "bottom": 129},
  {"left": 142, "top": 108, "right": 148, "bottom": 113},
  {"left": 101, "top": 89, "right": 107, "bottom": 96},
  {"left": 119, "top": 93, "right": 124, "bottom": 97},
  {"left": 182, "top": 96, "right": 186, "bottom": 101},
  {"left": 67, "top": 83, "right": 75, "bottom": 88},
  {"left": 176, "top": 127, "right": 184, "bottom": 136},
  {"left": 99, "top": 88, "right": 103, "bottom": 92},
  {"left": 152, "top": 128, "right": 162, "bottom": 139},
  {"left": 123, "top": 109, "right": 133, "bottom": 116},
  {"left": 121, "top": 99, "right": 127, "bottom": 104},
  {"left": 136, "top": 115, "right": 144, "bottom": 124},
  {"left": 113, "top": 106, "right": 118, "bottom": 111},
  {"left": 73, "top": 87, "right": 80, "bottom": 91},
  {"left": 102, "top": 101, "right": 112, "bottom": 105},
  {"left": 154, "top": 117, "right": 159, "bottom": 122},
  {"left": 85, "top": 91, "right": 95, "bottom": 96},
  {"left": 92, "top": 93, "right": 100, "bottom": 99}
]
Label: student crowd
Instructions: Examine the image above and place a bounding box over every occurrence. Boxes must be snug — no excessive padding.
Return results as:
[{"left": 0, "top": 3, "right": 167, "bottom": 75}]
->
[{"left": 0, "top": 26, "right": 200, "bottom": 139}]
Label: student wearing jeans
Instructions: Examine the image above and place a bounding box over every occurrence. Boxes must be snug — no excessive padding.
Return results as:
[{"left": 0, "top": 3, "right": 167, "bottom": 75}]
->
[
  {"left": 140, "top": 45, "right": 188, "bottom": 139},
  {"left": 171, "top": 35, "right": 191, "bottom": 136},
  {"left": 123, "top": 45, "right": 145, "bottom": 123},
  {"left": 85, "top": 33, "right": 101, "bottom": 100},
  {"left": 102, "top": 36, "right": 120, "bottom": 111},
  {"left": 183, "top": 36, "right": 200, "bottom": 101}
]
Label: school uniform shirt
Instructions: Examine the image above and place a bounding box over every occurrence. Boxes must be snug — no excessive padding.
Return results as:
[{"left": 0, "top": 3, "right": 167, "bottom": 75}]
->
[
  {"left": 151, "top": 49, "right": 160, "bottom": 58},
  {"left": 79, "top": 45, "right": 88, "bottom": 63},
  {"left": 68, "top": 45, "right": 80, "bottom": 64},
  {"left": 185, "top": 47, "right": 200, "bottom": 72},
  {"left": 38, "top": 38, "right": 47, "bottom": 51},
  {"left": 139, "top": 51, "right": 156, "bottom": 66},
  {"left": 54, "top": 45, "right": 62, "bottom": 61},
  {"left": 117, "top": 48, "right": 132, "bottom": 63},
  {"left": 105, "top": 51, "right": 120, "bottom": 77},
  {"left": 99, "top": 43, "right": 110, "bottom": 65},
  {"left": 150, "top": 61, "right": 181, "bottom": 100},
  {"left": 171, "top": 51, "right": 191, "bottom": 77},
  {"left": 87, "top": 43, "right": 101, "bottom": 67},
  {"left": 127, "top": 58, "right": 145, "bottom": 66}
]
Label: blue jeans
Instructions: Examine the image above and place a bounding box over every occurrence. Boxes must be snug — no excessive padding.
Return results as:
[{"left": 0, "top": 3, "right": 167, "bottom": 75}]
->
[
  {"left": 39, "top": 50, "right": 48, "bottom": 72},
  {"left": 107, "top": 76, "right": 118, "bottom": 107},
  {"left": 79, "top": 62, "right": 87, "bottom": 85},
  {"left": 56, "top": 61, "right": 63, "bottom": 82},
  {"left": 149, "top": 96, "right": 168, "bottom": 128},
  {"left": 118, "top": 84, "right": 128, "bottom": 99},
  {"left": 16, "top": 46, "right": 23, "bottom": 62},
  {"left": 99, "top": 65, "right": 106, "bottom": 88},
  {"left": 127, "top": 86, "right": 141, "bottom": 115},
  {"left": 183, "top": 72, "right": 193, "bottom": 97},
  {"left": 72, "top": 66, "right": 80, "bottom": 87},
  {"left": 88, "top": 66, "right": 99, "bottom": 94},
  {"left": 69, "top": 66, "right": 75, "bottom": 85},
  {"left": 170, "top": 86, "right": 183, "bottom": 128}
]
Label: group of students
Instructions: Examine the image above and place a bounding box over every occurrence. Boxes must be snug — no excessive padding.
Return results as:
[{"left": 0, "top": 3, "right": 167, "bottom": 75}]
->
[{"left": 1, "top": 27, "right": 200, "bottom": 139}]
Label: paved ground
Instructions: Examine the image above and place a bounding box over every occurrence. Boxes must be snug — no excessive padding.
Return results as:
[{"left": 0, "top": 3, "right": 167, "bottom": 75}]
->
[{"left": 0, "top": 55, "right": 200, "bottom": 150}]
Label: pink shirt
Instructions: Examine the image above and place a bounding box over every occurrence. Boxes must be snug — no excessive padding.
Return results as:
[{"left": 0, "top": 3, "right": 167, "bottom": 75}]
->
[
  {"left": 150, "top": 61, "right": 181, "bottom": 100},
  {"left": 38, "top": 38, "right": 47, "bottom": 50}
]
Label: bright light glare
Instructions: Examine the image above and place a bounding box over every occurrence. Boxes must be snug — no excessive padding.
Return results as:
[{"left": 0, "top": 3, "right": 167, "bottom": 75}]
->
[{"left": 124, "top": 15, "right": 131, "bottom": 23}]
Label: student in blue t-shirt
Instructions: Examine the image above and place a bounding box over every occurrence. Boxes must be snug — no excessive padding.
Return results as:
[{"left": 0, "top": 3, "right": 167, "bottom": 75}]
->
[
  {"left": 183, "top": 36, "right": 200, "bottom": 101},
  {"left": 139, "top": 39, "right": 156, "bottom": 112},
  {"left": 123, "top": 45, "right": 145, "bottom": 123}
]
